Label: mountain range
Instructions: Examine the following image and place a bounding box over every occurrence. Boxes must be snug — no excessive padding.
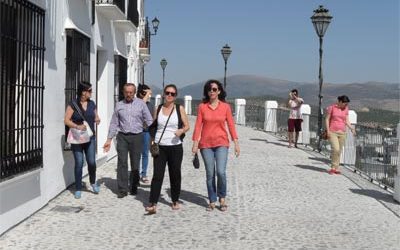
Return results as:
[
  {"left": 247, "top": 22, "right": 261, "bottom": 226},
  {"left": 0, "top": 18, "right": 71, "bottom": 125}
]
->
[{"left": 151, "top": 74, "right": 400, "bottom": 112}]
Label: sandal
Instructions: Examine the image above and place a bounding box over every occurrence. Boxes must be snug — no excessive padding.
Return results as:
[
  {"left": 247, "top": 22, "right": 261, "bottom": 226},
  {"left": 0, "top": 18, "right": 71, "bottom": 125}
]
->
[
  {"left": 172, "top": 202, "right": 180, "bottom": 210},
  {"left": 206, "top": 203, "right": 216, "bottom": 211},
  {"left": 219, "top": 198, "right": 228, "bottom": 212},
  {"left": 145, "top": 204, "right": 157, "bottom": 215}
]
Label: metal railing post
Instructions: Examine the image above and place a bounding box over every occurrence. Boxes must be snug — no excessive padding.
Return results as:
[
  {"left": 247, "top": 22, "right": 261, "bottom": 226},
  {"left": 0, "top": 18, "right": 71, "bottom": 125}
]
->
[{"left": 394, "top": 123, "right": 400, "bottom": 202}]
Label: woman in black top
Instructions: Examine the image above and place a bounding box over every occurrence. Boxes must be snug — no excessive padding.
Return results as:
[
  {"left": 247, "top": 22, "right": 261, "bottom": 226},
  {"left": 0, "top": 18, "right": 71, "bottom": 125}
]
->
[{"left": 64, "top": 82, "right": 101, "bottom": 199}]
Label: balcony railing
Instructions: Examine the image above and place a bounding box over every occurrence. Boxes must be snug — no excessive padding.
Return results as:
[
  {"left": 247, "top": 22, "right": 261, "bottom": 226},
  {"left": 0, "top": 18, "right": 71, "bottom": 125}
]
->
[
  {"left": 95, "top": 0, "right": 126, "bottom": 21},
  {"left": 96, "top": 0, "right": 125, "bottom": 13},
  {"left": 187, "top": 99, "right": 398, "bottom": 189}
]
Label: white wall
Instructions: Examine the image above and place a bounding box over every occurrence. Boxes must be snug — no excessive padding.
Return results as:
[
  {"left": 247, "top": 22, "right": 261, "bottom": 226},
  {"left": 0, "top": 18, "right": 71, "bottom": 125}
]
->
[{"left": 1, "top": 0, "right": 140, "bottom": 235}]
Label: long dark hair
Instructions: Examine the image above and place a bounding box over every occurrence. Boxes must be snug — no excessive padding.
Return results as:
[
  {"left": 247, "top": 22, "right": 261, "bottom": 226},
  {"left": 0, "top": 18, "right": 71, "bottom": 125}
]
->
[{"left": 202, "top": 79, "right": 226, "bottom": 103}]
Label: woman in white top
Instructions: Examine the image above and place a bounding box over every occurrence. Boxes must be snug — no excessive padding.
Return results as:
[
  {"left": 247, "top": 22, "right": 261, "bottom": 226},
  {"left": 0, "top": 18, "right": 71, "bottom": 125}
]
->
[{"left": 146, "top": 84, "right": 189, "bottom": 214}]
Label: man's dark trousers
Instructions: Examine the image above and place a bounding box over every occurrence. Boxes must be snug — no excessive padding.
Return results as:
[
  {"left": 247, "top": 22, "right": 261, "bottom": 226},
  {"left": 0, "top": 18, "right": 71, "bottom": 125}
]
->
[{"left": 116, "top": 133, "right": 143, "bottom": 193}]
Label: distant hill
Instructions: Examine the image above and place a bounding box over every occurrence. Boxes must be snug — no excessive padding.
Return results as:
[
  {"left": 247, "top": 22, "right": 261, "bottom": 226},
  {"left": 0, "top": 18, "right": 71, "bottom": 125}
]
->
[{"left": 178, "top": 75, "right": 400, "bottom": 112}]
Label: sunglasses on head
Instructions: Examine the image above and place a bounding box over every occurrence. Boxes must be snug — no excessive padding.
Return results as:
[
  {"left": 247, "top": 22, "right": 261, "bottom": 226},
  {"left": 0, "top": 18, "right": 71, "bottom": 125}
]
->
[
  {"left": 208, "top": 87, "right": 219, "bottom": 93},
  {"left": 164, "top": 91, "right": 176, "bottom": 97}
]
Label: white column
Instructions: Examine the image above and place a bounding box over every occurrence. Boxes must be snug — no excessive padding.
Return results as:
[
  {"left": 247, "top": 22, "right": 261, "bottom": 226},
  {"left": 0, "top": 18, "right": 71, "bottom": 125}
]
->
[
  {"left": 394, "top": 123, "right": 400, "bottom": 202},
  {"left": 298, "top": 104, "right": 311, "bottom": 145},
  {"left": 264, "top": 101, "right": 278, "bottom": 132},
  {"left": 235, "top": 99, "right": 246, "bottom": 125},
  {"left": 155, "top": 94, "right": 162, "bottom": 107},
  {"left": 184, "top": 95, "right": 192, "bottom": 115},
  {"left": 340, "top": 110, "right": 357, "bottom": 166}
]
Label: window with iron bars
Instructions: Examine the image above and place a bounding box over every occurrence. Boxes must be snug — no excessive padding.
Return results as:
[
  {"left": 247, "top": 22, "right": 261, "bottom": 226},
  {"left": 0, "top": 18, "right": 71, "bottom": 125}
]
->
[
  {"left": 114, "top": 55, "right": 127, "bottom": 105},
  {"left": 0, "top": 0, "right": 45, "bottom": 181},
  {"left": 64, "top": 29, "right": 90, "bottom": 144}
]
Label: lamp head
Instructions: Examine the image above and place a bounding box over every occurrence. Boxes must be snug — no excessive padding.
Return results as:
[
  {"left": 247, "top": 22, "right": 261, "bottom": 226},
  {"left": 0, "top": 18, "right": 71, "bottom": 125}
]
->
[{"left": 311, "top": 5, "right": 332, "bottom": 37}]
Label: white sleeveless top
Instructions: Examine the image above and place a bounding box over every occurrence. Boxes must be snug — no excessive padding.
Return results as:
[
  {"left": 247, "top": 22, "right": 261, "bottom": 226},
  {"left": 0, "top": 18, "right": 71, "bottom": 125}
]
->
[{"left": 154, "top": 107, "right": 182, "bottom": 146}]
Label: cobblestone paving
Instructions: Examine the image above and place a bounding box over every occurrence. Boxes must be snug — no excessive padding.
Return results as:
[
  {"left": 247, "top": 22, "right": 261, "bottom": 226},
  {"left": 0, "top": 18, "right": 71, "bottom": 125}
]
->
[{"left": 1, "top": 117, "right": 399, "bottom": 249}]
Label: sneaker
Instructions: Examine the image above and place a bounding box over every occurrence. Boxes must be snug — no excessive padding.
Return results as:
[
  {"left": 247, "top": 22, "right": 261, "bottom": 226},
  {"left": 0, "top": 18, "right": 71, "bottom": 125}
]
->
[
  {"left": 328, "top": 169, "right": 336, "bottom": 175},
  {"left": 74, "top": 191, "right": 81, "bottom": 199},
  {"left": 334, "top": 169, "right": 341, "bottom": 174},
  {"left": 91, "top": 183, "right": 100, "bottom": 194}
]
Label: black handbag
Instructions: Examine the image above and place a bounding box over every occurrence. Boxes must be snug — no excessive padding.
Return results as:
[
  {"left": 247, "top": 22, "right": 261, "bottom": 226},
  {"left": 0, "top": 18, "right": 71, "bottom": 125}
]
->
[
  {"left": 192, "top": 153, "right": 200, "bottom": 169},
  {"left": 150, "top": 106, "right": 174, "bottom": 157},
  {"left": 150, "top": 142, "right": 160, "bottom": 157}
]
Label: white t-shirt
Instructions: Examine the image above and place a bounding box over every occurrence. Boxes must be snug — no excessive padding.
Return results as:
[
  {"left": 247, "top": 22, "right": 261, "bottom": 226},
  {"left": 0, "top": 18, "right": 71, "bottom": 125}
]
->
[
  {"left": 154, "top": 107, "right": 182, "bottom": 146},
  {"left": 288, "top": 97, "right": 304, "bottom": 119}
]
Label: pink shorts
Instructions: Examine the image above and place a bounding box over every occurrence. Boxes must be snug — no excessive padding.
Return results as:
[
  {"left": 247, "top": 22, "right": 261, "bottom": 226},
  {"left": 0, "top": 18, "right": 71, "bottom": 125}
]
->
[{"left": 288, "top": 119, "right": 302, "bottom": 132}]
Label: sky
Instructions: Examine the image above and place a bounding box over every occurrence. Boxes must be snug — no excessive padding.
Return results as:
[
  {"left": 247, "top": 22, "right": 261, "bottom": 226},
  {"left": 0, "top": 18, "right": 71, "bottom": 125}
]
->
[{"left": 144, "top": 0, "right": 399, "bottom": 87}]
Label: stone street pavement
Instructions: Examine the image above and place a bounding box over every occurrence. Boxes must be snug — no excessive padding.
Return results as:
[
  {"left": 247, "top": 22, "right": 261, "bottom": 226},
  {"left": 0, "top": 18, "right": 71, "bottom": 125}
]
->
[{"left": 0, "top": 117, "right": 399, "bottom": 250}]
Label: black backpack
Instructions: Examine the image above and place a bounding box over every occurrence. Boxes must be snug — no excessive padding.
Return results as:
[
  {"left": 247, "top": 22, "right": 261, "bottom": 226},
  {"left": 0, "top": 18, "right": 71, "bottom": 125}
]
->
[{"left": 149, "top": 103, "right": 185, "bottom": 141}]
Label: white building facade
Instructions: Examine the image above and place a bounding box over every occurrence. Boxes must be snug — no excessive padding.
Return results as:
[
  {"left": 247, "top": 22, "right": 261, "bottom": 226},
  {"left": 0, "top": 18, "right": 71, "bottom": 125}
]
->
[{"left": 0, "top": 0, "right": 148, "bottom": 235}]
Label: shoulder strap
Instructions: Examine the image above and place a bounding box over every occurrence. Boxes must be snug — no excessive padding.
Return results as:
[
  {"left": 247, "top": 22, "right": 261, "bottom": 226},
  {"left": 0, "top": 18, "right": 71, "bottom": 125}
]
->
[
  {"left": 157, "top": 105, "right": 174, "bottom": 143},
  {"left": 176, "top": 103, "right": 183, "bottom": 129},
  {"left": 71, "top": 100, "right": 87, "bottom": 122},
  {"left": 156, "top": 104, "right": 162, "bottom": 117}
]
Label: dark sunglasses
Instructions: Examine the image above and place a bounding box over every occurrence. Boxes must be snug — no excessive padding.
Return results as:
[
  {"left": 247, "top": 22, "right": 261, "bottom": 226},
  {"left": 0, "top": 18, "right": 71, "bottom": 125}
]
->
[
  {"left": 86, "top": 89, "right": 92, "bottom": 93},
  {"left": 164, "top": 91, "right": 176, "bottom": 97},
  {"left": 208, "top": 87, "right": 219, "bottom": 93}
]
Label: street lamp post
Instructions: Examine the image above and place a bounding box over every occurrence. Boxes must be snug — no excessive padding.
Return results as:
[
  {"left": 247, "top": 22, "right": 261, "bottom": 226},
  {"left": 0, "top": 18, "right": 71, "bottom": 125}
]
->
[
  {"left": 220, "top": 44, "right": 232, "bottom": 90},
  {"left": 139, "top": 17, "right": 160, "bottom": 85},
  {"left": 160, "top": 58, "right": 167, "bottom": 90},
  {"left": 311, "top": 5, "right": 332, "bottom": 152}
]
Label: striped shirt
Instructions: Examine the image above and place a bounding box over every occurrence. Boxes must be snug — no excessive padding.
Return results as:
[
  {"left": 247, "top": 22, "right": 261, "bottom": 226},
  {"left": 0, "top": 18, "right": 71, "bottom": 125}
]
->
[{"left": 107, "top": 98, "right": 153, "bottom": 139}]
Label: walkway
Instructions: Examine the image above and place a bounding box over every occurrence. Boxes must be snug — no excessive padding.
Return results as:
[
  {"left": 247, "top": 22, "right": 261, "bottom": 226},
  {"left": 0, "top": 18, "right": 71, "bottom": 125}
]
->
[{"left": 0, "top": 117, "right": 399, "bottom": 249}]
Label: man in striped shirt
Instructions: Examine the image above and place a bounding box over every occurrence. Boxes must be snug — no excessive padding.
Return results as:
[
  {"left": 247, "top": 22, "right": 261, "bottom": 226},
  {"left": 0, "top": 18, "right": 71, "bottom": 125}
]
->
[{"left": 103, "top": 83, "right": 153, "bottom": 198}]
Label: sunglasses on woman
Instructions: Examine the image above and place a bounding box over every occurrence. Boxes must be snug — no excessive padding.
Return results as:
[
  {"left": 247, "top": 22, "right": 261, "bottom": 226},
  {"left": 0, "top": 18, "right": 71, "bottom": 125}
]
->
[
  {"left": 164, "top": 91, "right": 176, "bottom": 97},
  {"left": 208, "top": 87, "right": 219, "bottom": 93}
]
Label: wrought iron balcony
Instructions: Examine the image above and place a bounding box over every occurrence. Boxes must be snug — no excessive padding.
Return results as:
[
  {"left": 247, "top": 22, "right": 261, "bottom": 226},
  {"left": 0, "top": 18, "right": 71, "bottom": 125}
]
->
[{"left": 95, "top": 0, "right": 126, "bottom": 21}]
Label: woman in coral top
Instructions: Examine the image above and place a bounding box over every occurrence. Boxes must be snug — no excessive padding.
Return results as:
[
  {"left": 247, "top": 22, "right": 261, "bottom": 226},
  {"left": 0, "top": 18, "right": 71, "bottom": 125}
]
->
[
  {"left": 192, "top": 79, "right": 240, "bottom": 211},
  {"left": 325, "top": 95, "right": 356, "bottom": 175}
]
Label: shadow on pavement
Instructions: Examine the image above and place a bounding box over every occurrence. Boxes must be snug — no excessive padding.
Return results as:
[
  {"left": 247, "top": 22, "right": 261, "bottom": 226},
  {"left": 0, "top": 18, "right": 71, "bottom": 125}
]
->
[
  {"left": 97, "top": 177, "right": 118, "bottom": 194},
  {"left": 308, "top": 157, "right": 330, "bottom": 164},
  {"left": 249, "top": 138, "right": 288, "bottom": 148},
  {"left": 349, "top": 188, "right": 399, "bottom": 205},
  {"left": 294, "top": 164, "right": 328, "bottom": 173},
  {"left": 166, "top": 188, "right": 208, "bottom": 208},
  {"left": 133, "top": 188, "right": 170, "bottom": 208}
]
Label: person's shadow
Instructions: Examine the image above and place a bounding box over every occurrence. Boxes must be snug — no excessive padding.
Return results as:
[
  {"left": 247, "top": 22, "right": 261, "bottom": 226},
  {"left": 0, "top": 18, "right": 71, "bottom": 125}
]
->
[
  {"left": 97, "top": 177, "right": 119, "bottom": 195},
  {"left": 250, "top": 138, "right": 288, "bottom": 147},
  {"left": 166, "top": 188, "right": 208, "bottom": 207},
  {"left": 294, "top": 164, "right": 328, "bottom": 173}
]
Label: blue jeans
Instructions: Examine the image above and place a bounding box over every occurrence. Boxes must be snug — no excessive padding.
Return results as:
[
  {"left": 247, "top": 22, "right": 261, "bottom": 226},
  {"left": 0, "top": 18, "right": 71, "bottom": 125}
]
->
[
  {"left": 71, "top": 136, "right": 96, "bottom": 191},
  {"left": 200, "top": 146, "right": 228, "bottom": 203},
  {"left": 141, "top": 131, "right": 150, "bottom": 177}
]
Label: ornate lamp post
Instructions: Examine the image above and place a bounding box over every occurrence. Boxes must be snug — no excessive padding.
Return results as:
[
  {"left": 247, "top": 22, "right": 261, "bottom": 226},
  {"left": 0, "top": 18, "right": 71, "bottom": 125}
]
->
[
  {"left": 160, "top": 58, "right": 167, "bottom": 90},
  {"left": 139, "top": 17, "right": 160, "bottom": 85},
  {"left": 311, "top": 5, "right": 332, "bottom": 152},
  {"left": 220, "top": 44, "right": 232, "bottom": 90}
]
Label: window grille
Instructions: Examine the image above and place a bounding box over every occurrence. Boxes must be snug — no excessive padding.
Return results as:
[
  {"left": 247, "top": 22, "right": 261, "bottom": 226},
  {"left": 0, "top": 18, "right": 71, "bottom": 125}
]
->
[
  {"left": 114, "top": 55, "right": 127, "bottom": 104},
  {"left": 0, "top": 0, "right": 45, "bottom": 181},
  {"left": 64, "top": 29, "right": 90, "bottom": 144}
]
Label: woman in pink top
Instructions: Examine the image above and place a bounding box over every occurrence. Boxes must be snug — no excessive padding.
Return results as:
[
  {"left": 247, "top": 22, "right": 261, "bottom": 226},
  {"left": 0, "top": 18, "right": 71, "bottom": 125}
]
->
[
  {"left": 192, "top": 79, "right": 240, "bottom": 211},
  {"left": 325, "top": 95, "right": 356, "bottom": 175}
]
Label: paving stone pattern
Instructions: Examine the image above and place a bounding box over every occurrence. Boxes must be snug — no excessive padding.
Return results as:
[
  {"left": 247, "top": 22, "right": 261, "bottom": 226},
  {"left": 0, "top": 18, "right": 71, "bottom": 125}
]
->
[{"left": 0, "top": 117, "right": 399, "bottom": 249}]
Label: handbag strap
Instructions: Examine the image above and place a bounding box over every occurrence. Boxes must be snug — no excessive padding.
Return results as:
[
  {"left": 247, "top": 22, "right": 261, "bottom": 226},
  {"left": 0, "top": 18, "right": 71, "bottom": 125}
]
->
[
  {"left": 71, "top": 100, "right": 88, "bottom": 123},
  {"left": 157, "top": 105, "right": 174, "bottom": 144}
]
